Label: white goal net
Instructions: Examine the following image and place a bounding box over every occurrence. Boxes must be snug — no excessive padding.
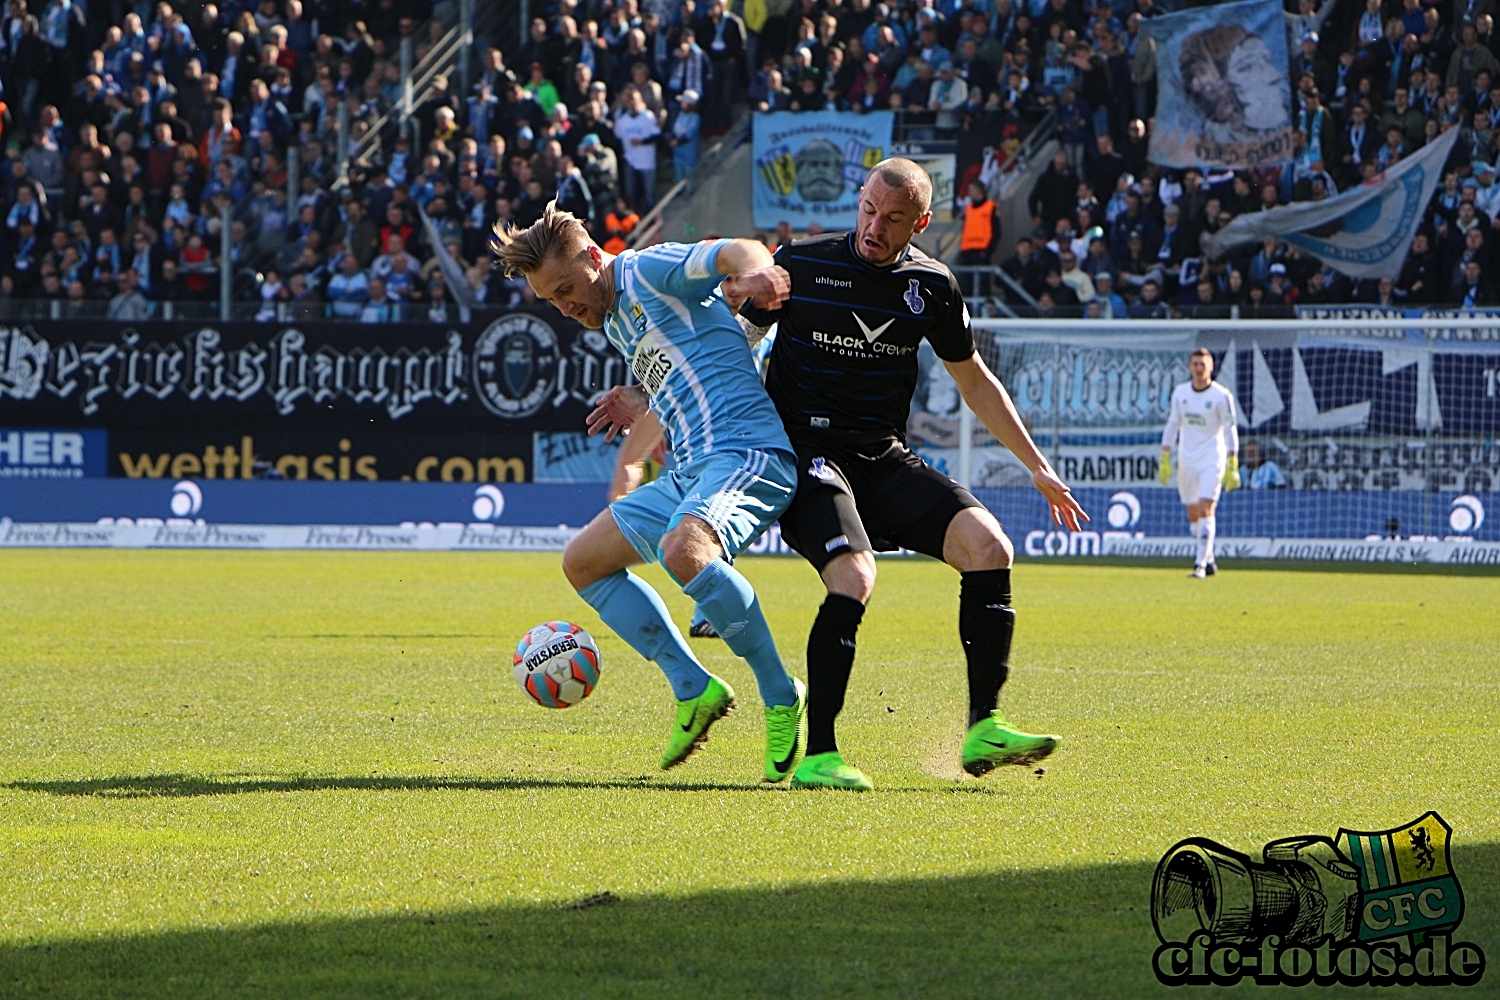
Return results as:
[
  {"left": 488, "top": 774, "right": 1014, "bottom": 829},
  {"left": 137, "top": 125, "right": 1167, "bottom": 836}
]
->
[{"left": 904, "top": 315, "right": 1500, "bottom": 565}]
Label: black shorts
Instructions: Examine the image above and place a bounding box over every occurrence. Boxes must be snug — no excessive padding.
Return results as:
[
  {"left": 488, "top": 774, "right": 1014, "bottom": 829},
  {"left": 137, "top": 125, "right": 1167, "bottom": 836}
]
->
[{"left": 777, "top": 433, "right": 986, "bottom": 572}]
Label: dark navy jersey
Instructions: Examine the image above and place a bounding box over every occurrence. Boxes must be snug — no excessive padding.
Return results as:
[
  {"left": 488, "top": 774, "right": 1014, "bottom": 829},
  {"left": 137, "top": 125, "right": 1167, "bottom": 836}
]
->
[{"left": 743, "top": 232, "right": 974, "bottom": 446}]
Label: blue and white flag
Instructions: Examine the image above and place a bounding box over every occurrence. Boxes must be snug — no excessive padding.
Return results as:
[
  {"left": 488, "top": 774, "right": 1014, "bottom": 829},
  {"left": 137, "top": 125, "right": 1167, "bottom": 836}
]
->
[
  {"left": 1203, "top": 127, "right": 1459, "bottom": 279},
  {"left": 418, "top": 204, "right": 477, "bottom": 320},
  {"left": 1143, "top": 0, "right": 1294, "bottom": 169},
  {"left": 752, "top": 111, "right": 892, "bottom": 229}
]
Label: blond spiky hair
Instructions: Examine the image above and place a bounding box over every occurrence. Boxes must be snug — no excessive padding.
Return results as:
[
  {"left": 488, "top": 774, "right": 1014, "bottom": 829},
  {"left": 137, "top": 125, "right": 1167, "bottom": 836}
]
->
[{"left": 490, "top": 201, "right": 592, "bottom": 277}]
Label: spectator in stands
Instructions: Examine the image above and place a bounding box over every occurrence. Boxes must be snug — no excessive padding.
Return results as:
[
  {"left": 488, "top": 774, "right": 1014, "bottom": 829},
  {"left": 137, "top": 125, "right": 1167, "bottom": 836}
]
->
[
  {"left": 359, "top": 275, "right": 393, "bottom": 322},
  {"left": 371, "top": 233, "right": 417, "bottom": 283},
  {"left": 555, "top": 155, "right": 595, "bottom": 220},
  {"left": 669, "top": 90, "right": 701, "bottom": 182},
  {"left": 1093, "top": 271, "right": 1128, "bottom": 317},
  {"left": 1058, "top": 249, "right": 1096, "bottom": 302},
  {"left": 665, "top": 29, "right": 711, "bottom": 109},
  {"left": 696, "top": 0, "right": 746, "bottom": 134},
  {"left": 1128, "top": 277, "right": 1170, "bottom": 319},
  {"left": 0, "top": 0, "right": 1495, "bottom": 318},
  {"left": 1242, "top": 441, "right": 1287, "bottom": 490},
  {"left": 327, "top": 252, "right": 369, "bottom": 318},
  {"left": 1001, "top": 235, "right": 1050, "bottom": 300},
  {"left": 613, "top": 86, "right": 661, "bottom": 212},
  {"left": 959, "top": 179, "right": 999, "bottom": 268},
  {"left": 1029, "top": 150, "right": 1076, "bottom": 235},
  {"left": 928, "top": 60, "right": 966, "bottom": 133}
]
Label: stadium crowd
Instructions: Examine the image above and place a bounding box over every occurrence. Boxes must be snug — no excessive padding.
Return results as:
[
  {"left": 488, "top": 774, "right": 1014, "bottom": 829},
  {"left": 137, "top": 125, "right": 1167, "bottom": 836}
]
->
[{"left": 4, "top": 0, "right": 1500, "bottom": 318}]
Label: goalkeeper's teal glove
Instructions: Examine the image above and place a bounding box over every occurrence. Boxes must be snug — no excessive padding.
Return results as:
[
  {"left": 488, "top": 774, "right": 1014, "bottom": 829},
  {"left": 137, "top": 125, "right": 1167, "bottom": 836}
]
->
[
  {"left": 1158, "top": 450, "right": 1172, "bottom": 485},
  {"left": 1223, "top": 456, "right": 1241, "bottom": 492}
]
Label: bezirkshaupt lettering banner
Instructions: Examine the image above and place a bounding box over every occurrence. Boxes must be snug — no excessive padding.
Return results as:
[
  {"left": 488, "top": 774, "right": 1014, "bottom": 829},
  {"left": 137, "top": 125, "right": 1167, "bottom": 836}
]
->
[
  {"left": 1204, "top": 127, "right": 1460, "bottom": 278},
  {"left": 752, "top": 111, "right": 892, "bottom": 229},
  {"left": 1143, "top": 0, "right": 1294, "bottom": 169},
  {"left": 0, "top": 310, "right": 626, "bottom": 433}
]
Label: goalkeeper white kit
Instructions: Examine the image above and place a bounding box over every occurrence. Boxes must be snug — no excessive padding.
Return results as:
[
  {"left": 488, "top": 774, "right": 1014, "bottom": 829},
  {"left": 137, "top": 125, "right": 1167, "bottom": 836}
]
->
[{"left": 1162, "top": 381, "right": 1240, "bottom": 504}]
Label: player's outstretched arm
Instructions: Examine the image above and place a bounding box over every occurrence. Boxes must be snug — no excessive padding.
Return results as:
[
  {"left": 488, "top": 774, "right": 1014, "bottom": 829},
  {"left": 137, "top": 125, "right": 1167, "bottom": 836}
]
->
[
  {"left": 606, "top": 409, "right": 665, "bottom": 501},
  {"left": 945, "top": 351, "right": 1088, "bottom": 532},
  {"left": 716, "top": 239, "right": 789, "bottom": 312}
]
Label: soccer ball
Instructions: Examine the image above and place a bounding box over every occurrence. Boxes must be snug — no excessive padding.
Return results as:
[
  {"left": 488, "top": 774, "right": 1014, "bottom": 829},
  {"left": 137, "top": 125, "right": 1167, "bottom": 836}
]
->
[{"left": 513, "top": 621, "right": 600, "bottom": 708}]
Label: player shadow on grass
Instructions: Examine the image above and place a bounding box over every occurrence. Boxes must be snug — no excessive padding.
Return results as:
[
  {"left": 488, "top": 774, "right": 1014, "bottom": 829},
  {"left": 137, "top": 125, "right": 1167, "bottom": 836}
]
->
[
  {"left": 4, "top": 843, "right": 1495, "bottom": 999},
  {"left": 4, "top": 773, "right": 1000, "bottom": 798},
  {"left": 0, "top": 858, "right": 1168, "bottom": 999}
]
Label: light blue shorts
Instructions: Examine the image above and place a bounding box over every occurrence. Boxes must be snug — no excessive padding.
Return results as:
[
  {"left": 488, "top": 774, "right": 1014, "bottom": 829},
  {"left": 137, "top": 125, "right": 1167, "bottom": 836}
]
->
[{"left": 611, "top": 447, "right": 796, "bottom": 565}]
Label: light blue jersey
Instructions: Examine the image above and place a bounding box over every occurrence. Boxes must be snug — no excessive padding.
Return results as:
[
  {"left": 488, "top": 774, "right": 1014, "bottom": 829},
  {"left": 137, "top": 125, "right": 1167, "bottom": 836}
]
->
[
  {"left": 602, "top": 240, "right": 792, "bottom": 467},
  {"left": 577, "top": 239, "right": 802, "bottom": 713}
]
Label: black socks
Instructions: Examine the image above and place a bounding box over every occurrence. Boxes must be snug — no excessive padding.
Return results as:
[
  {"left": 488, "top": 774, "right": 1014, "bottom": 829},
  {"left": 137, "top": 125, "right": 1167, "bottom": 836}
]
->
[
  {"left": 805, "top": 571, "right": 1013, "bottom": 749},
  {"left": 960, "top": 568, "right": 1014, "bottom": 728},
  {"left": 804, "top": 594, "right": 866, "bottom": 756}
]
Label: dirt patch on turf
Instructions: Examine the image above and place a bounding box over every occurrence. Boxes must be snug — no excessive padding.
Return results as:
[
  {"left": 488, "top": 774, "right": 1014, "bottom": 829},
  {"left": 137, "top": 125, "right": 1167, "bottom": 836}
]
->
[{"left": 918, "top": 728, "right": 969, "bottom": 782}]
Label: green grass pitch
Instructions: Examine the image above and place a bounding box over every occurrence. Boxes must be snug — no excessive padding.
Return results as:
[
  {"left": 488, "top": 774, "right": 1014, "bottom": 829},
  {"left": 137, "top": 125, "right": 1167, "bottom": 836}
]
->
[{"left": 0, "top": 550, "right": 1497, "bottom": 999}]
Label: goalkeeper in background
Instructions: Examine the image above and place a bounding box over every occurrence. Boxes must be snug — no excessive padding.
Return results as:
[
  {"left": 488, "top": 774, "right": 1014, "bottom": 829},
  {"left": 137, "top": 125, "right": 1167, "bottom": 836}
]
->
[{"left": 1160, "top": 347, "right": 1241, "bottom": 579}]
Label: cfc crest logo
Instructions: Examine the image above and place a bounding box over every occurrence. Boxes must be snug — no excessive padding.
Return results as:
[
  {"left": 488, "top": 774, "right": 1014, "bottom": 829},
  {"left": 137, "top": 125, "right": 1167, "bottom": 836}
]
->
[
  {"left": 1151, "top": 812, "right": 1485, "bottom": 988},
  {"left": 474, "top": 314, "right": 561, "bottom": 419}
]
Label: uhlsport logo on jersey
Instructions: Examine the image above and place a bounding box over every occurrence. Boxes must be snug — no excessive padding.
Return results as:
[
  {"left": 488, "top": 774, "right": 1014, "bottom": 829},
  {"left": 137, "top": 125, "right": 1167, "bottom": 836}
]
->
[
  {"left": 1151, "top": 812, "right": 1485, "bottom": 987},
  {"left": 473, "top": 314, "right": 561, "bottom": 419}
]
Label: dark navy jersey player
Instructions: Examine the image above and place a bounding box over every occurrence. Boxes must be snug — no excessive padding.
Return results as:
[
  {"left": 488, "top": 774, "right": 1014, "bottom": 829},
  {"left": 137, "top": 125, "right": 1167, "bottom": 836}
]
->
[
  {"left": 592, "top": 158, "right": 1087, "bottom": 789},
  {"left": 752, "top": 229, "right": 976, "bottom": 446}
]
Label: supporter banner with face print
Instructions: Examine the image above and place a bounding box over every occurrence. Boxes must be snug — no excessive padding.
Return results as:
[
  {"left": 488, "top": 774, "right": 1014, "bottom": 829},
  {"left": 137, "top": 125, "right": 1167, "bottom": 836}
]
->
[
  {"left": 752, "top": 111, "right": 894, "bottom": 229},
  {"left": 1143, "top": 0, "right": 1294, "bottom": 169}
]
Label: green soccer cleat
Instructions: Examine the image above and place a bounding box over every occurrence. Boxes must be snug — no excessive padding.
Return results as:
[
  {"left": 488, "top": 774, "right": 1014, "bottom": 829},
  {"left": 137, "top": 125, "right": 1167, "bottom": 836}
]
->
[
  {"left": 790, "top": 750, "right": 873, "bottom": 791},
  {"left": 960, "top": 712, "right": 1060, "bottom": 776},
  {"left": 762, "top": 678, "right": 808, "bottom": 783},
  {"left": 660, "top": 674, "right": 736, "bottom": 770}
]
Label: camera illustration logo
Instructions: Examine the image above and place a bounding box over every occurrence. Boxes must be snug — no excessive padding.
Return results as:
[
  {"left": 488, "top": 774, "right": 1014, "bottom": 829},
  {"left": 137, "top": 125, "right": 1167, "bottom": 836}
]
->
[{"left": 1152, "top": 812, "right": 1485, "bottom": 987}]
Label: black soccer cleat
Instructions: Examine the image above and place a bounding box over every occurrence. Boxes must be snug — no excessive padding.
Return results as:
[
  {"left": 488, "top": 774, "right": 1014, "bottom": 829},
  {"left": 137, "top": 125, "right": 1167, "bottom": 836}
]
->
[
  {"left": 689, "top": 620, "right": 721, "bottom": 639},
  {"left": 1205, "top": 563, "right": 1217, "bottom": 576}
]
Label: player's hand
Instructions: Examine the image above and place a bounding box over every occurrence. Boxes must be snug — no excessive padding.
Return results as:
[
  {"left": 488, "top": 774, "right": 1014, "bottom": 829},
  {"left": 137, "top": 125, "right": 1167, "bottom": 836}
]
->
[
  {"left": 1223, "top": 456, "right": 1241, "bottom": 492},
  {"left": 607, "top": 460, "right": 644, "bottom": 502},
  {"left": 721, "top": 264, "right": 790, "bottom": 312},
  {"left": 1158, "top": 450, "right": 1172, "bottom": 486},
  {"left": 586, "top": 385, "right": 649, "bottom": 442},
  {"left": 1033, "top": 466, "right": 1088, "bottom": 532}
]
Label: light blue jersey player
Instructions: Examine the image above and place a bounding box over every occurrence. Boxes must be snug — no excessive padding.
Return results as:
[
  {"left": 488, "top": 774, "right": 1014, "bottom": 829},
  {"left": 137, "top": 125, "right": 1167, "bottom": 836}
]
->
[{"left": 492, "top": 206, "right": 807, "bottom": 781}]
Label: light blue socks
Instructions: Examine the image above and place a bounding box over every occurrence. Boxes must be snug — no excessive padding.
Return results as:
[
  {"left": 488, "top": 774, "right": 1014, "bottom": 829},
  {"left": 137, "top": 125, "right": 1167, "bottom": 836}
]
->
[
  {"left": 682, "top": 560, "right": 798, "bottom": 708},
  {"left": 578, "top": 570, "right": 710, "bottom": 700}
]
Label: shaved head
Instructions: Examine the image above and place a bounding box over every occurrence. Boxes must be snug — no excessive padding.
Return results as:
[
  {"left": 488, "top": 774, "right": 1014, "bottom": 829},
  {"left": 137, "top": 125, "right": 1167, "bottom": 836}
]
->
[
  {"left": 868, "top": 158, "right": 933, "bottom": 214},
  {"left": 855, "top": 159, "right": 934, "bottom": 265}
]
